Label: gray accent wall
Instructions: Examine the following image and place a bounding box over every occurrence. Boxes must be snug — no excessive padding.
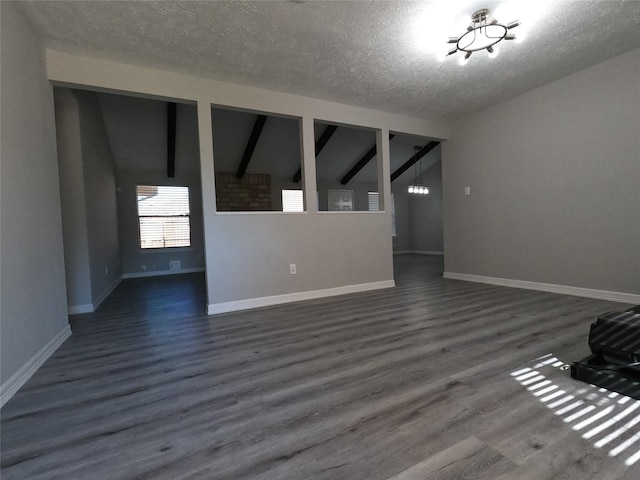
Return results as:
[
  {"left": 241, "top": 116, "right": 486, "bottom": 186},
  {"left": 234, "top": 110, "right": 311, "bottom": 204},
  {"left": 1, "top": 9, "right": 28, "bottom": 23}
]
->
[
  {"left": 316, "top": 180, "right": 379, "bottom": 212},
  {"left": 391, "top": 185, "right": 411, "bottom": 252},
  {"left": 117, "top": 170, "right": 205, "bottom": 276},
  {"left": 205, "top": 212, "right": 392, "bottom": 303},
  {"left": 443, "top": 48, "right": 640, "bottom": 295},
  {"left": 409, "top": 160, "right": 443, "bottom": 253},
  {"left": 392, "top": 159, "right": 444, "bottom": 254},
  {"left": 45, "top": 49, "right": 449, "bottom": 313},
  {"left": 1, "top": 2, "right": 69, "bottom": 385},
  {"left": 56, "top": 88, "right": 122, "bottom": 309},
  {"left": 97, "top": 96, "right": 205, "bottom": 276},
  {"left": 77, "top": 91, "right": 122, "bottom": 302},
  {"left": 55, "top": 88, "right": 92, "bottom": 307}
]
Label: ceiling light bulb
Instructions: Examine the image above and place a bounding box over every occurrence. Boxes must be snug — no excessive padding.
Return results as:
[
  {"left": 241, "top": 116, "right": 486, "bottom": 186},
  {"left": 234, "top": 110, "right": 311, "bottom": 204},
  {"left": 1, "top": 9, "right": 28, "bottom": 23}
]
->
[
  {"left": 515, "top": 30, "right": 526, "bottom": 43},
  {"left": 424, "top": 187, "right": 430, "bottom": 195},
  {"left": 488, "top": 47, "right": 499, "bottom": 59},
  {"left": 408, "top": 185, "right": 414, "bottom": 193},
  {"left": 458, "top": 56, "right": 468, "bottom": 66}
]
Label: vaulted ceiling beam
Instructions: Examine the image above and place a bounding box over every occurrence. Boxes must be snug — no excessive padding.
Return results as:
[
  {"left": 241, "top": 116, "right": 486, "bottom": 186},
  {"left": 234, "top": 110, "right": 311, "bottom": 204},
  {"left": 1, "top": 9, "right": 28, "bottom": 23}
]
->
[
  {"left": 236, "top": 114, "right": 267, "bottom": 178},
  {"left": 293, "top": 124, "right": 338, "bottom": 183},
  {"left": 167, "top": 102, "right": 177, "bottom": 178},
  {"left": 340, "top": 134, "right": 395, "bottom": 185},
  {"left": 390, "top": 141, "right": 439, "bottom": 182}
]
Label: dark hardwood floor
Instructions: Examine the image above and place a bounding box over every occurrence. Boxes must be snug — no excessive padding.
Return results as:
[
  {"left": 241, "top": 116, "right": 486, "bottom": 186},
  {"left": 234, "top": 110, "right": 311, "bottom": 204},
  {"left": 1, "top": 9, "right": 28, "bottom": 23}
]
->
[{"left": 2, "top": 255, "right": 639, "bottom": 479}]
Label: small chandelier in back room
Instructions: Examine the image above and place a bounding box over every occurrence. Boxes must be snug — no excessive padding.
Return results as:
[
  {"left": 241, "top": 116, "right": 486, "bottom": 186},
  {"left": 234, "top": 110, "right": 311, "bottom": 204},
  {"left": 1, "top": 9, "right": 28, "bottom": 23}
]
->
[
  {"left": 444, "top": 8, "right": 521, "bottom": 65},
  {"left": 408, "top": 146, "right": 429, "bottom": 195}
]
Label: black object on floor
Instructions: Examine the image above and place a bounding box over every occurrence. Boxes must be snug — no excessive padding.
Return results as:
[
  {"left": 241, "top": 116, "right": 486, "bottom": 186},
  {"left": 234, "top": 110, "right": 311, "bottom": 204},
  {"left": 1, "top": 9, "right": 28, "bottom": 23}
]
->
[
  {"left": 588, "top": 311, "right": 640, "bottom": 363},
  {"left": 571, "top": 355, "right": 640, "bottom": 400},
  {"left": 571, "top": 306, "right": 640, "bottom": 400}
]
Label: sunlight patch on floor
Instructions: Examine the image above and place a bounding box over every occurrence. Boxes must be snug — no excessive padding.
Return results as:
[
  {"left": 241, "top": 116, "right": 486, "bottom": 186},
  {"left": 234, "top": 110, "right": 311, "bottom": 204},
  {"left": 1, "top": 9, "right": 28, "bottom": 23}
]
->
[{"left": 512, "top": 354, "right": 640, "bottom": 466}]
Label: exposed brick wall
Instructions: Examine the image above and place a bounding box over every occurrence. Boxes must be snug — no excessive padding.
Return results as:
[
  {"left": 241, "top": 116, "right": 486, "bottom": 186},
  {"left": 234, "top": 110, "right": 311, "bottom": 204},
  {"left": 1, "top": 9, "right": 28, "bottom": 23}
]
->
[{"left": 215, "top": 172, "right": 272, "bottom": 211}]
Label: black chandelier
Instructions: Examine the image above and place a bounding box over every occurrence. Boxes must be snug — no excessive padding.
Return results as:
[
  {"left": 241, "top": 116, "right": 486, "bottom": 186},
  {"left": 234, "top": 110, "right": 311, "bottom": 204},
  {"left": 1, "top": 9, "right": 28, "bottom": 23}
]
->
[
  {"left": 445, "top": 8, "right": 520, "bottom": 65},
  {"left": 408, "top": 146, "right": 429, "bottom": 195}
]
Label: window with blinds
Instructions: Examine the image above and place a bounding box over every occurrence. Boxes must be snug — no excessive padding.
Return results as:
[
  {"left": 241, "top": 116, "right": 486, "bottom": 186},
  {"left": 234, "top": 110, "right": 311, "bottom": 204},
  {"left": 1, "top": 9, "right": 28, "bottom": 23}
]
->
[
  {"left": 368, "top": 192, "right": 396, "bottom": 237},
  {"left": 282, "top": 189, "right": 304, "bottom": 212},
  {"left": 136, "top": 185, "right": 191, "bottom": 249}
]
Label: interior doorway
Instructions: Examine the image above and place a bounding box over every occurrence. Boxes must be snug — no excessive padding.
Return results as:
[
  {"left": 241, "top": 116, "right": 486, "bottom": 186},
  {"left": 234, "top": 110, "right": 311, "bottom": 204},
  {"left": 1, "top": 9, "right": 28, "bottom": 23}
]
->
[{"left": 54, "top": 88, "right": 205, "bottom": 315}]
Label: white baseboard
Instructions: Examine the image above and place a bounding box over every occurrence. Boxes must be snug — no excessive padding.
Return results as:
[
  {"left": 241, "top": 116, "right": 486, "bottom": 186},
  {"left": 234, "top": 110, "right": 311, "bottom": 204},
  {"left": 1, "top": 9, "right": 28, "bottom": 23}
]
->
[
  {"left": 0, "top": 324, "right": 72, "bottom": 408},
  {"left": 93, "top": 275, "right": 122, "bottom": 311},
  {"left": 443, "top": 272, "right": 640, "bottom": 305},
  {"left": 208, "top": 280, "right": 396, "bottom": 315},
  {"left": 123, "top": 267, "right": 205, "bottom": 279},
  {"left": 394, "top": 250, "right": 444, "bottom": 256},
  {"left": 68, "top": 304, "right": 93, "bottom": 315},
  {"left": 68, "top": 275, "right": 122, "bottom": 315}
]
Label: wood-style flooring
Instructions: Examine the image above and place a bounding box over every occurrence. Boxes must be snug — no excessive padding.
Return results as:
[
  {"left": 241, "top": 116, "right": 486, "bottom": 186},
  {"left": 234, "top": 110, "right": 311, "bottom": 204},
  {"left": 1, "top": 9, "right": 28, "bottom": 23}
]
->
[{"left": 2, "top": 255, "right": 639, "bottom": 479}]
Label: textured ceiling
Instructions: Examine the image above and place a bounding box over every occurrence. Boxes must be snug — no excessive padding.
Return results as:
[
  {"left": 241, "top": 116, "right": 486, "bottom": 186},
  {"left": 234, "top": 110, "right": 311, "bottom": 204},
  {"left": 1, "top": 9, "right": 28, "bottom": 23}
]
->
[{"left": 20, "top": 0, "right": 640, "bottom": 120}]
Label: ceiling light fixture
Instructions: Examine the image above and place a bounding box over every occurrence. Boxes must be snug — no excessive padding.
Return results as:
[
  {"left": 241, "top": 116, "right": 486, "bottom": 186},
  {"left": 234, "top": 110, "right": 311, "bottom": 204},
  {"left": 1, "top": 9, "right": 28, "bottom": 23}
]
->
[
  {"left": 444, "top": 8, "right": 520, "bottom": 64},
  {"left": 408, "top": 146, "right": 429, "bottom": 195}
]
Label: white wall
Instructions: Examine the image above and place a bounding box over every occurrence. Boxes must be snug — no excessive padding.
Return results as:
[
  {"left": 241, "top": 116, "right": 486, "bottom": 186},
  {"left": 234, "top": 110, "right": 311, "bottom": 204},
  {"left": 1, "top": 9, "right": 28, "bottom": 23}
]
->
[
  {"left": 46, "top": 51, "right": 450, "bottom": 311},
  {"left": 443, "top": 48, "right": 640, "bottom": 300},
  {"left": 0, "top": 2, "right": 70, "bottom": 401}
]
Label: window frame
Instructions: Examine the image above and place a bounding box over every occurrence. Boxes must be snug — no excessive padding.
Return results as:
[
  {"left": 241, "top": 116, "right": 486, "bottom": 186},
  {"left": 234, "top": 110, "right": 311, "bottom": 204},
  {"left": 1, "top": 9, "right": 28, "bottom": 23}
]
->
[
  {"left": 136, "top": 184, "right": 192, "bottom": 250},
  {"left": 281, "top": 189, "right": 305, "bottom": 212}
]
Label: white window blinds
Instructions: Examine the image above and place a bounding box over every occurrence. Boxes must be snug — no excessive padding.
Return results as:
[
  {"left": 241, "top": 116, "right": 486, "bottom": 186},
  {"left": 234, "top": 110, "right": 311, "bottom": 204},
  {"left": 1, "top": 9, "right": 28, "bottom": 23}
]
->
[
  {"left": 368, "top": 192, "right": 396, "bottom": 237},
  {"left": 282, "top": 189, "right": 304, "bottom": 212},
  {"left": 136, "top": 185, "right": 191, "bottom": 249}
]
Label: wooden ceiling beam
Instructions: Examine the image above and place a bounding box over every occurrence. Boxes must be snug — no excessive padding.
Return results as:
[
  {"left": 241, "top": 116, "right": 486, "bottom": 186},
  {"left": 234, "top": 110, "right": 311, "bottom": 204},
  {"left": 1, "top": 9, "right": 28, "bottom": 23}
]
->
[
  {"left": 167, "top": 102, "right": 177, "bottom": 177},
  {"left": 293, "top": 124, "right": 338, "bottom": 183},
  {"left": 340, "top": 134, "right": 395, "bottom": 185},
  {"left": 236, "top": 114, "right": 267, "bottom": 178},
  {"left": 390, "top": 141, "right": 439, "bottom": 182}
]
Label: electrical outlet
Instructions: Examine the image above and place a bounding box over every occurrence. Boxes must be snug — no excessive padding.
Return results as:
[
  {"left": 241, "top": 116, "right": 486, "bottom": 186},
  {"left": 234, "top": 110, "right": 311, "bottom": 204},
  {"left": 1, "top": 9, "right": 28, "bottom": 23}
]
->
[
  {"left": 464, "top": 186, "right": 471, "bottom": 196},
  {"left": 289, "top": 264, "right": 296, "bottom": 275}
]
